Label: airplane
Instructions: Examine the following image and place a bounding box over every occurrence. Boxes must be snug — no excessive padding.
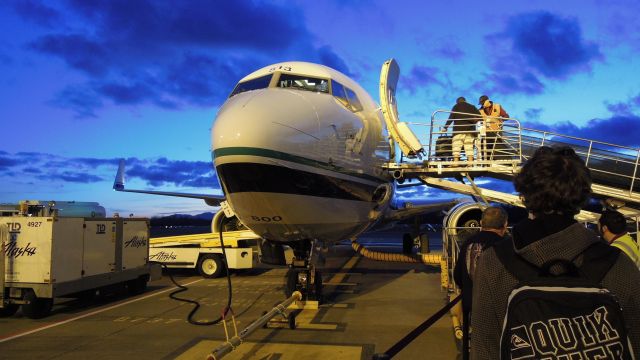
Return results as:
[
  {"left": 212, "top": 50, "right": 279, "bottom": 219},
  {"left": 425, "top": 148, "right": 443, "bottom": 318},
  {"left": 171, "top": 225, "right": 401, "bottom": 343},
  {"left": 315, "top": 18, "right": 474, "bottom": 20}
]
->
[{"left": 114, "top": 59, "right": 472, "bottom": 299}]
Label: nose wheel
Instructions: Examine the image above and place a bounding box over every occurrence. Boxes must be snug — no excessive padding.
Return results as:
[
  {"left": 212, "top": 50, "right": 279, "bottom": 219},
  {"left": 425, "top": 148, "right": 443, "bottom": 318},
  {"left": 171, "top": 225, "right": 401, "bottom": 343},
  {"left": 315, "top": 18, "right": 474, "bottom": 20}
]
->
[{"left": 285, "top": 267, "right": 323, "bottom": 303}]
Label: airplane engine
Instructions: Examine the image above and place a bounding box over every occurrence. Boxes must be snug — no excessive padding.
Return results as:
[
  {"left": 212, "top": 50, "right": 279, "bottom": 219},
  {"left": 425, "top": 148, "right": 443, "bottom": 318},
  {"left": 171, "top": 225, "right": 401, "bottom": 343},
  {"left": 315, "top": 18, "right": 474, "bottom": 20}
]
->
[
  {"left": 211, "top": 210, "right": 246, "bottom": 233},
  {"left": 442, "top": 201, "right": 485, "bottom": 243}
]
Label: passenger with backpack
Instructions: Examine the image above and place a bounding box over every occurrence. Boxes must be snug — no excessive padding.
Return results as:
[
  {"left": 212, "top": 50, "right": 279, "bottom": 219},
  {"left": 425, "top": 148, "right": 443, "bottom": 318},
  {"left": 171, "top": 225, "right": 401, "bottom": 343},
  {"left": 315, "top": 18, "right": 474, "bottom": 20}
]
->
[
  {"left": 470, "top": 146, "right": 640, "bottom": 359},
  {"left": 453, "top": 206, "right": 508, "bottom": 360}
]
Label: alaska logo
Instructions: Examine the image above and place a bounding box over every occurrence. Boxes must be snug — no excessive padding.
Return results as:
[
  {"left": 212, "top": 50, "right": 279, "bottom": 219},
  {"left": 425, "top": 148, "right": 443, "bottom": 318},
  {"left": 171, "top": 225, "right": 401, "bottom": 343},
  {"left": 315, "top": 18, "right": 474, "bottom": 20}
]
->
[
  {"left": 149, "top": 251, "right": 177, "bottom": 261},
  {"left": 124, "top": 236, "right": 147, "bottom": 248},
  {"left": 3, "top": 241, "right": 37, "bottom": 257}
]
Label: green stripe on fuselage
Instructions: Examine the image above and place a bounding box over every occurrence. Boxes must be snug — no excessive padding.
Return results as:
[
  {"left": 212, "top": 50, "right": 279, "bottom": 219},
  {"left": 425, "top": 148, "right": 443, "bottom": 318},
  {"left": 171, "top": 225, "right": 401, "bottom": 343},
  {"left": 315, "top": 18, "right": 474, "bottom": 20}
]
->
[{"left": 213, "top": 147, "right": 385, "bottom": 184}]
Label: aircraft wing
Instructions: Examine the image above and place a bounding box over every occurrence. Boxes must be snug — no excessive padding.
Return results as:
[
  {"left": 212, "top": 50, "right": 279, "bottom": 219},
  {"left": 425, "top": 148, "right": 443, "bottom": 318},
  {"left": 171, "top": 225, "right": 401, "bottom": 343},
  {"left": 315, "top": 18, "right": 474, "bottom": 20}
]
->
[
  {"left": 382, "top": 199, "right": 461, "bottom": 222},
  {"left": 112, "top": 159, "right": 225, "bottom": 207},
  {"left": 368, "top": 198, "right": 461, "bottom": 232}
]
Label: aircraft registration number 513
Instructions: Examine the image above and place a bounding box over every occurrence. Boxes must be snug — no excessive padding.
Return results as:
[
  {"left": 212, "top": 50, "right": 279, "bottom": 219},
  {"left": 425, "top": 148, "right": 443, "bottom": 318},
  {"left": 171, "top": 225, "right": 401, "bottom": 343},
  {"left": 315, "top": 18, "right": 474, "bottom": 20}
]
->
[{"left": 250, "top": 215, "right": 282, "bottom": 222}]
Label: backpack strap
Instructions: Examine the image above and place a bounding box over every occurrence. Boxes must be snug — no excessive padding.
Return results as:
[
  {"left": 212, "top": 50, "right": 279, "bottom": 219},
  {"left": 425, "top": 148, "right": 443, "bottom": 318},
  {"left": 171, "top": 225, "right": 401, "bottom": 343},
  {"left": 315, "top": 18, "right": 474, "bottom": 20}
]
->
[
  {"left": 578, "top": 241, "right": 620, "bottom": 283},
  {"left": 494, "top": 239, "right": 620, "bottom": 283},
  {"left": 493, "top": 238, "right": 538, "bottom": 282}
]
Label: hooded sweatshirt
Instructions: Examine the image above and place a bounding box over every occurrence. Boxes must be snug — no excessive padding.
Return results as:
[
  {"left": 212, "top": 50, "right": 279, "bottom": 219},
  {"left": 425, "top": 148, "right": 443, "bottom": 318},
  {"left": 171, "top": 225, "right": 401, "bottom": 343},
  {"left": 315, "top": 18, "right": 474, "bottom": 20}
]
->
[{"left": 470, "top": 216, "right": 640, "bottom": 359}]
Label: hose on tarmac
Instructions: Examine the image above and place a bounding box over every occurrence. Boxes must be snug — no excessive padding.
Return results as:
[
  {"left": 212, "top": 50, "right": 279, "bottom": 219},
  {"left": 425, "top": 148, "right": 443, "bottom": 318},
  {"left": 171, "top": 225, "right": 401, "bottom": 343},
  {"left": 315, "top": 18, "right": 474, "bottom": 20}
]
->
[
  {"left": 152, "top": 217, "right": 234, "bottom": 326},
  {"left": 351, "top": 240, "right": 441, "bottom": 265}
]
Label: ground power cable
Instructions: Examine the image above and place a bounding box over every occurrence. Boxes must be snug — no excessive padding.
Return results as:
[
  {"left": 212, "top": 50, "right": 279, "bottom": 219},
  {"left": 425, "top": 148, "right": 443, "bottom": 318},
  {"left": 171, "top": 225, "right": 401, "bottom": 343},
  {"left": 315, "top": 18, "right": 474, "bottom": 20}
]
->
[
  {"left": 372, "top": 294, "right": 461, "bottom": 359},
  {"left": 151, "top": 216, "right": 234, "bottom": 326}
]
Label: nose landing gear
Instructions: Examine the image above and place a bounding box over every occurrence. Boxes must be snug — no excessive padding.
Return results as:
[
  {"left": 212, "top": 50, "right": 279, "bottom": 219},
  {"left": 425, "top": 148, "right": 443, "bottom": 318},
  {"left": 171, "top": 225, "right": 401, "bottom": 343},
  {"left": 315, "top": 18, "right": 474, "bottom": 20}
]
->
[
  {"left": 284, "top": 240, "right": 323, "bottom": 304},
  {"left": 285, "top": 267, "right": 323, "bottom": 303}
]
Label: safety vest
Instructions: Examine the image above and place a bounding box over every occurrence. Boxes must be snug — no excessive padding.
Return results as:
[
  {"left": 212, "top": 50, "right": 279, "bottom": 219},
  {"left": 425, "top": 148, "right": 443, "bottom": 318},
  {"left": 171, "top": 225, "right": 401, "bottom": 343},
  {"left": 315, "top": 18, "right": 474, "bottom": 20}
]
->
[
  {"left": 481, "top": 102, "right": 503, "bottom": 132},
  {"left": 611, "top": 233, "right": 640, "bottom": 268}
]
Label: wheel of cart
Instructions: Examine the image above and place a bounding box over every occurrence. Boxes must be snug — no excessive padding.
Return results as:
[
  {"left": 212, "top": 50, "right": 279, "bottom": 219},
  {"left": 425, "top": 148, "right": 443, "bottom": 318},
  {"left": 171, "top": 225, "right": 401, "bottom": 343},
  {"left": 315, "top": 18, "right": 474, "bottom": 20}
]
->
[
  {"left": 197, "top": 254, "right": 225, "bottom": 278},
  {"left": 21, "top": 289, "right": 53, "bottom": 319},
  {"left": 0, "top": 303, "right": 20, "bottom": 317}
]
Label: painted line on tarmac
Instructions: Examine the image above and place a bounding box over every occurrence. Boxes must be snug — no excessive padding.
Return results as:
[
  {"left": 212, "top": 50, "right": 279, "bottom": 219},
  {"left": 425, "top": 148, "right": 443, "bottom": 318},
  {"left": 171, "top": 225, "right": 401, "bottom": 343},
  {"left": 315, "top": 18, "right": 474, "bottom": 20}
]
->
[
  {"left": 0, "top": 278, "right": 203, "bottom": 343},
  {"left": 327, "top": 254, "right": 360, "bottom": 286}
]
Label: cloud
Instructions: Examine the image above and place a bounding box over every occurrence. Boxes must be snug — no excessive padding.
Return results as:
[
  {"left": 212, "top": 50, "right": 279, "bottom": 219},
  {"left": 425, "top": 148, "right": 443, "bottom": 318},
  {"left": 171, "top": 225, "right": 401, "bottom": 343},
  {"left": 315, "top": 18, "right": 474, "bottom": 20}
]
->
[
  {"left": 10, "top": 0, "right": 61, "bottom": 28},
  {"left": 56, "top": 171, "right": 103, "bottom": 183},
  {"left": 30, "top": 34, "right": 110, "bottom": 76},
  {"left": 605, "top": 92, "right": 640, "bottom": 116},
  {"left": 0, "top": 151, "right": 220, "bottom": 190},
  {"left": 50, "top": 85, "right": 103, "bottom": 118},
  {"left": 317, "top": 46, "right": 352, "bottom": 77},
  {"left": 524, "top": 108, "right": 543, "bottom": 121},
  {"left": 525, "top": 115, "right": 640, "bottom": 148},
  {"left": 17, "top": 1, "right": 354, "bottom": 117},
  {"left": 479, "top": 11, "right": 601, "bottom": 96},
  {"left": 401, "top": 65, "right": 444, "bottom": 94},
  {"left": 477, "top": 71, "right": 545, "bottom": 96},
  {"left": 435, "top": 44, "right": 465, "bottom": 61},
  {"left": 97, "top": 81, "right": 157, "bottom": 105},
  {"left": 0, "top": 156, "right": 20, "bottom": 170},
  {"left": 503, "top": 11, "right": 601, "bottom": 79},
  {"left": 22, "top": 167, "right": 41, "bottom": 174},
  {"left": 126, "top": 158, "right": 215, "bottom": 188},
  {"left": 65, "top": 0, "right": 307, "bottom": 52}
]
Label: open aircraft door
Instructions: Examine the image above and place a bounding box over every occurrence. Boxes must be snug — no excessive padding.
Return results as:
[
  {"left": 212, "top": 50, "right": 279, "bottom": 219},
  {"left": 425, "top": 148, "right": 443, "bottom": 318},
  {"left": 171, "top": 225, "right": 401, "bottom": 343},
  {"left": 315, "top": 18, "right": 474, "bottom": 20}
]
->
[{"left": 379, "top": 59, "right": 424, "bottom": 158}]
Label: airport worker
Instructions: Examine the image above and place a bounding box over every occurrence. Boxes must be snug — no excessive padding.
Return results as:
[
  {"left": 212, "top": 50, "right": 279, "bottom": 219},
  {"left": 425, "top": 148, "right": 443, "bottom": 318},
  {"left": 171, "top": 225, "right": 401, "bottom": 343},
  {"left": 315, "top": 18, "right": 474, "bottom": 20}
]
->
[
  {"left": 470, "top": 146, "right": 640, "bottom": 359},
  {"left": 442, "top": 97, "right": 482, "bottom": 164},
  {"left": 478, "top": 95, "right": 509, "bottom": 161},
  {"left": 453, "top": 205, "right": 508, "bottom": 360},
  {"left": 599, "top": 209, "right": 640, "bottom": 267}
]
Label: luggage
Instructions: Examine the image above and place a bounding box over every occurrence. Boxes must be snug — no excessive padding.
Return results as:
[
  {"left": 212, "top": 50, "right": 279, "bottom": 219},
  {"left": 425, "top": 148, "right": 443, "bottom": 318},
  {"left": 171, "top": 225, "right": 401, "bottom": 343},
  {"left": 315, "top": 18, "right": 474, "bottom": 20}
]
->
[
  {"left": 435, "top": 135, "right": 452, "bottom": 159},
  {"left": 494, "top": 241, "right": 634, "bottom": 360}
]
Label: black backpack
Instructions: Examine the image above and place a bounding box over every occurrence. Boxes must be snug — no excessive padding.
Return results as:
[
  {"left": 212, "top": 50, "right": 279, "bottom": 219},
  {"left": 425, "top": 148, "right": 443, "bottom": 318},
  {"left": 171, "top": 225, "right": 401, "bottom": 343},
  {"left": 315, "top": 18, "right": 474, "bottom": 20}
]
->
[{"left": 494, "top": 240, "right": 636, "bottom": 360}]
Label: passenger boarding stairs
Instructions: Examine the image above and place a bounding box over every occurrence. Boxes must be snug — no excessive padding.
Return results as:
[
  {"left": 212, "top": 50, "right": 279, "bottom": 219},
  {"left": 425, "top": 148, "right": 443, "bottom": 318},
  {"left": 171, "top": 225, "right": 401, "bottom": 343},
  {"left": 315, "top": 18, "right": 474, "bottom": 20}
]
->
[{"left": 383, "top": 110, "right": 640, "bottom": 222}]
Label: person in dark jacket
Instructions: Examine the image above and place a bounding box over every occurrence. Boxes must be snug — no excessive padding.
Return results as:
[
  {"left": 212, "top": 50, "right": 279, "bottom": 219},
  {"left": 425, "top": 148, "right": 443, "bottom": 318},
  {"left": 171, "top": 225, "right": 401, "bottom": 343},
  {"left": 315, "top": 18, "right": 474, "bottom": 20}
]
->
[
  {"left": 453, "top": 206, "right": 508, "bottom": 360},
  {"left": 470, "top": 146, "right": 640, "bottom": 359},
  {"left": 442, "top": 97, "right": 482, "bottom": 163}
]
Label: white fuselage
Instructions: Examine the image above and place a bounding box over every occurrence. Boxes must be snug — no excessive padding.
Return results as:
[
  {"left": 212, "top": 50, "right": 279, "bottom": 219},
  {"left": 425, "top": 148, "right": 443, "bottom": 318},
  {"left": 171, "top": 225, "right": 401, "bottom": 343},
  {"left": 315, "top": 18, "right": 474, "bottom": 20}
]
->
[{"left": 211, "top": 62, "right": 392, "bottom": 243}]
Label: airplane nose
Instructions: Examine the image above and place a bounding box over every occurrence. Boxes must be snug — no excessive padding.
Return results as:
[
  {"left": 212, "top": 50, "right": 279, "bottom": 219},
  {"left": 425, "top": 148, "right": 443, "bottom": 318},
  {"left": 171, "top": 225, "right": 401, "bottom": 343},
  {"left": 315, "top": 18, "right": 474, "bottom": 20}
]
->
[{"left": 211, "top": 89, "right": 322, "bottom": 152}]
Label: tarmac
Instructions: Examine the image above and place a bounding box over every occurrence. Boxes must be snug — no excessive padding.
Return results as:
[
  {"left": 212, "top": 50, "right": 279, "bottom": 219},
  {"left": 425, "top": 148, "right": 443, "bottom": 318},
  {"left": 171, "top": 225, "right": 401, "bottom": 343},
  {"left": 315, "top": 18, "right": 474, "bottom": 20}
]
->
[{"left": 0, "top": 232, "right": 459, "bottom": 360}]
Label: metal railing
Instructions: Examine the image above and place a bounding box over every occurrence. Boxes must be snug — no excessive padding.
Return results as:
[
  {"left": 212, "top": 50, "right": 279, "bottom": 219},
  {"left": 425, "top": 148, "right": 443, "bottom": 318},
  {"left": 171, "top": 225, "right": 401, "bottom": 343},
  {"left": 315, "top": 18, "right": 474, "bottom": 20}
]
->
[
  {"left": 393, "top": 110, "right": 523, "bottom": 169},
  {"left": 520, "top": 127, "right": 640, "bottom": 196},
  {"left": 390, "top": 110, "right": 640, "bottom": 201},
  {"left": 442, "top": 226, "right": 481, "bottom": 293},
  {"left": 429, "top": 110, "right": 523, "bottom": 165}
]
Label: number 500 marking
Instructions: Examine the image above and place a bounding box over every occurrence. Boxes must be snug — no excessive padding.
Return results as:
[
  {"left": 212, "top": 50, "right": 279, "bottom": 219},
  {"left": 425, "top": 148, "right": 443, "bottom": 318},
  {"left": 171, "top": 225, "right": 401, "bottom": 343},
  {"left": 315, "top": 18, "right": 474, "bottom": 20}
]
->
[{"left": 250, "top": 215, "right": 282, "bottom": 222}]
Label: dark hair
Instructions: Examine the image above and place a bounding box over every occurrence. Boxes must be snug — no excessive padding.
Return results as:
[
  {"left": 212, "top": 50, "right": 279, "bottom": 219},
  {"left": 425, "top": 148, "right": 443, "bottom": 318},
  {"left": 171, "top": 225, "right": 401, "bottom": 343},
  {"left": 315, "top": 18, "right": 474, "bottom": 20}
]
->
[
  {"left": 456, "top": 96, "right": 466, "bottom": 104},
  {"left": 481, "top": 206, "right": 508, "bottom": 229},
  {"left": 599, "top": 210, "right": 627, "bottom": 234},
  {"left": 514, "top": 146, "right": 592, "bottom": 216}
]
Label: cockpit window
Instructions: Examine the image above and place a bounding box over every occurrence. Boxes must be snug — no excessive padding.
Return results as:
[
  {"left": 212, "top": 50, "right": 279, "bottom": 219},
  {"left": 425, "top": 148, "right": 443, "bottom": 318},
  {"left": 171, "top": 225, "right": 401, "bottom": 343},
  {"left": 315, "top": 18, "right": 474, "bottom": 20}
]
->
[
  {"left": 345, "top": 88, "right": 363, "bottom": 112},
  {"left": 229, "top": 74, "right": 272, "bottom": 98},
  {"left": 332, "top": 80, "right": 362, "bottom": 112},
  {"left": 277, "top": 74, "right": 329, "bottom": 93},
  {"left": 332, "top": 81, "right": 349, "bottom": 106}
]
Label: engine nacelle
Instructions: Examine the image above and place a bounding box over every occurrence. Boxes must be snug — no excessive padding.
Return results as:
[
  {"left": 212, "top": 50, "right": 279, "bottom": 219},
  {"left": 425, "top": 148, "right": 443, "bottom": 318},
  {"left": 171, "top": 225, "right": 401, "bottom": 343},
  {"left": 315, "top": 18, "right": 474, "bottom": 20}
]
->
[
  {"left": 443, "top": 202, "right": 485, "bottom": 243},
  {"left": 211, "top": 210, "right": 247, "bottom": 233},
  {"left": 211, "top": 210, "right": 289, "bottom": 266}
]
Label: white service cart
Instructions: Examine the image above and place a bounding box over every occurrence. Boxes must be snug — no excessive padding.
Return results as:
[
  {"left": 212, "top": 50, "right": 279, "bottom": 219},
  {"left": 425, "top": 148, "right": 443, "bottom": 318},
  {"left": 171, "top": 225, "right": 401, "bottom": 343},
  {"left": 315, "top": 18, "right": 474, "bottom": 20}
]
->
[
  {"left": 0, "top": 216, "right": 158, "bottom": 318},
  {"left": 149, "top": 230, "right": 259, "bottom": 278}
]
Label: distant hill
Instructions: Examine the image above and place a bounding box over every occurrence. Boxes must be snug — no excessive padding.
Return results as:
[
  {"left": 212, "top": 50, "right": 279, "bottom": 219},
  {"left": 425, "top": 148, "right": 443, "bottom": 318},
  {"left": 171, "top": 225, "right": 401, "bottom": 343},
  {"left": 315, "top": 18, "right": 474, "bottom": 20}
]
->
[{"left": 150, "top": 212, "right": 215, "bottom": 227}]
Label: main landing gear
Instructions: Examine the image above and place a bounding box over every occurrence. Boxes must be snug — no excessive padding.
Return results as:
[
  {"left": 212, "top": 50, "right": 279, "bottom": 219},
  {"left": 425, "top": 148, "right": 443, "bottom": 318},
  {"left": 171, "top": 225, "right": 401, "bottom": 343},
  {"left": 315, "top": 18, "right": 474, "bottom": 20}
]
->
[{"left": 284, "top": 240, "right": 323, "bottom": 303}]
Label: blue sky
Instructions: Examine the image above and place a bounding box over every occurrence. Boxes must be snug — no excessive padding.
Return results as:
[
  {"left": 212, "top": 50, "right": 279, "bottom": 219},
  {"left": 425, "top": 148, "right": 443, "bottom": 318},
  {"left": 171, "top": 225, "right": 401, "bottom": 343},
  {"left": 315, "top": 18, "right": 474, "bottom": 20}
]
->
[{"left": 1, "top": 0, "right": 639, "bottom": 216}]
